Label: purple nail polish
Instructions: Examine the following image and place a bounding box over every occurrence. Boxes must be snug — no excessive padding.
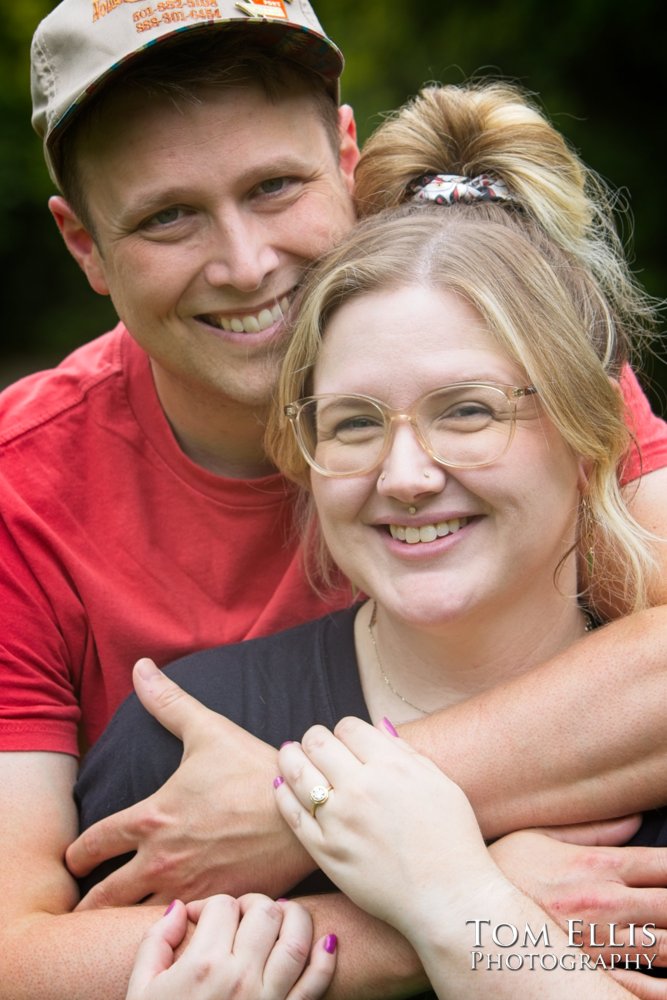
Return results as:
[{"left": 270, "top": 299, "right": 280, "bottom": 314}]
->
[
  {"left": 381, "top": 717, "right": 399, "bottom": 737},
  {"left": 279, "top": 740, "right": 294, "bottom": 749},
  {"left": 323, "top": 933, "right": 338, "bottom": 954},
  {"left": 163, "top": 900, "right": 176, "bottom": 916},
  {"left": 273, "top": 775, "right": 285, "bottom": 788}
]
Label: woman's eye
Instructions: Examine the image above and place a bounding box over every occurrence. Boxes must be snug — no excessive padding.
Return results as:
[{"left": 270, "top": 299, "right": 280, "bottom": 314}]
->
[
  {"left": 449, "top": 403, "right": 493, "bottom": 419},
  {"left": 332, "top": 416, "right": 384, "bottom": 440}
]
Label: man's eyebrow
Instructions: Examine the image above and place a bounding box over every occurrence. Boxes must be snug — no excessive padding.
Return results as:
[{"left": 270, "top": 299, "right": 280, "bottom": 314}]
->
[
  {"left": 122, "top": 154, "right": 318, "bottom": 217},
  {"left": 235, "top": 153, "right": 318, "bottom": 182},
  {"left": 119, "top": 188, "right": 191, "bottom": 221}
]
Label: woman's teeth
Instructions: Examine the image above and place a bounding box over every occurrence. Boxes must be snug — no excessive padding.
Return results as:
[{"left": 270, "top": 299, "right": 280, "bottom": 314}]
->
[{"left": 389, "top": 517, "right": 468, "bottom": 544}]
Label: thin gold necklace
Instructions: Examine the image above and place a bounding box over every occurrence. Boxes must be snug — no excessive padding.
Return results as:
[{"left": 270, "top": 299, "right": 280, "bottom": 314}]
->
[
  {"left": 367, "top": 601, "right": 596, "bottom": 717},
  {"left": 367, "top": 601, "right": 429, "bottom": 715}
]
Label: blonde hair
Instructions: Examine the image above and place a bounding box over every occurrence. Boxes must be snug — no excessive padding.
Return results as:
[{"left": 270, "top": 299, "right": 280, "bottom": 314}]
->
[
  {"left": 354, "top": 81, "right": 656, "bottom": 353},
  {"left": 266, "top": 82, "right": 658, "bottom": 615}
]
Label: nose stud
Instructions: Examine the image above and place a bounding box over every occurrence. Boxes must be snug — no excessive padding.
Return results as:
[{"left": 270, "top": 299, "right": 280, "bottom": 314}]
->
[
  {"left": 423, "top": 471, "right": 431, "bottom": 479},
  {"left": 379, "top": 472, "right": 386, "bottom": 482}
]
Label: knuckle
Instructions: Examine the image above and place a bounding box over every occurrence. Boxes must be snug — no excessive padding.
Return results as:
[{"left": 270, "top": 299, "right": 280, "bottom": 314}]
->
[
  {"left": 281, "top": 934, "right": 310, "bottom": 966},
  {"left": 281, "top": 803, "right": 303, "bottom": 832},
  {"left": 191, "top": 959, "right": 215, "bottom": 985},
  {"left": 143, "top": 850, "right": 177, "bottom": 881},
  {"left": 228, "top": 970, "right": 257, "bottom": 998},
  {"left": 580, "top": 846, "right": 623, "bottom": 876},
  {"left": 135, "top": 803, "right": 168, "bottom": 836},
  {"left": 333, "top": 716, "right": 357, "bottom": 740},
  {"left": 87, "top": 880, "right": 117, "bottom": 909},
  {"left": 154, "top": 680, "right": 186, "bottom": 711},
  {"left": 250, "top": 895, "right": 282, "bottom": 923},
  {"left": 301, "top": 725, "right": 328, "bottom": 753},
  {"left": 75, "top": 823, "right": 108, "bottom": 862}
]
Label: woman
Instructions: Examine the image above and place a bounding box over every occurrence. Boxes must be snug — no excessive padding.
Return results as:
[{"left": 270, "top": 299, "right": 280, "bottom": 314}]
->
[
  {"left": 75, "top": 82, "right": 665, "bottom": 997},
  {"left": 125, "top": 184, "right": 658, "bottom": 998}
]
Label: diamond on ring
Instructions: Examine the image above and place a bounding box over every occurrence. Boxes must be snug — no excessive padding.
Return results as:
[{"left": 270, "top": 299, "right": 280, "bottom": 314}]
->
[{"left": 309, "top": 784, "right": 332, "bottom": 817}]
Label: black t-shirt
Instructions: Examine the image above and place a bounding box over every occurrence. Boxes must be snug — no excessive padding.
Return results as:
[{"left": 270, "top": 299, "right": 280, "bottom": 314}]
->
[
  {"left": 75, "top": 602, "right": 667, "bottom": 988},
  {"left": 75, "top": 605, "right": 444, "bottom": 999}
]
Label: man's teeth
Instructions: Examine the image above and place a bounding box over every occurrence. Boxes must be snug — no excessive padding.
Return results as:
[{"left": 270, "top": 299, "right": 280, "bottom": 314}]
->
[
  {"left": 211, "top": 297, "right": 290, "bottom": 333},
  {"left": 389, "top": 517, "right": 468, "bottom": 544}
]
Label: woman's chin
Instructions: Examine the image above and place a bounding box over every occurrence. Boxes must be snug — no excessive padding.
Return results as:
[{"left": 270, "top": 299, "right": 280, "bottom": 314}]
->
[{"left": 372, "top": 588, "right": 477, "bottom": 630}]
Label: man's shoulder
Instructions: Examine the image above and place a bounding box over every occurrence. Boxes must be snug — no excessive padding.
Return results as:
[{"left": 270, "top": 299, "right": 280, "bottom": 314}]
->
[{"left": 0, "top": 325, "right": 129, "bottom": 448}]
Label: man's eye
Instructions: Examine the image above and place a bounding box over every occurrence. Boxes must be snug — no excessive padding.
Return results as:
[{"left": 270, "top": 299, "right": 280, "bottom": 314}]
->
[
  {"left": 144, "top": 206, "right": 183, "bottom": 227},
  {"left": 256, "top": 177, "right": 291, "bottom": 196}
]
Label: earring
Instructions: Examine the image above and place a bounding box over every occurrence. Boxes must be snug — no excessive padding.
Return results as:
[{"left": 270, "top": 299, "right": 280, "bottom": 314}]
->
[
  {"left": 379, "top": 472, "right": 386, "bottom": 482},
  {"left": 580, "top": 496, "right": 596, "bottom": 577}
]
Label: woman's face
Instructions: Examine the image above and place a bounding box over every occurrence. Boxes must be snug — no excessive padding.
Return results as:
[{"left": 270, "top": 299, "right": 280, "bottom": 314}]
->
[{"left": 310, "top": 285, "right": 584, "bottom": 629}]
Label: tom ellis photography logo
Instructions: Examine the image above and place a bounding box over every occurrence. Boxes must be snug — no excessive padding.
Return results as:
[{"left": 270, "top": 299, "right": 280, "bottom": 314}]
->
[{"left": 467, "top": 919, "right": 657, "bottom": 972}]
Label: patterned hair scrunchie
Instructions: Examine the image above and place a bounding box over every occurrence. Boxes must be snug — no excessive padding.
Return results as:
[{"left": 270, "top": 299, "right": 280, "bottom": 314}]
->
[{"left": 409, "top": 173, "right": 514, "bottom": 205}]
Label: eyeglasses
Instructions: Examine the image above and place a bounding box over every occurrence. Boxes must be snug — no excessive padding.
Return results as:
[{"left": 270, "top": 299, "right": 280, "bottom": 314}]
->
[{"left": 284, "top": 382, "right": 538, "bottom": 477}]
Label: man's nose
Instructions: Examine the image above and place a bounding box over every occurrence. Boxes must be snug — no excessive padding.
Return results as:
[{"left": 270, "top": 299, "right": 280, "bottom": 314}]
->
[{"left": 202, "top": 214, "right": 280, "bottom": 292}]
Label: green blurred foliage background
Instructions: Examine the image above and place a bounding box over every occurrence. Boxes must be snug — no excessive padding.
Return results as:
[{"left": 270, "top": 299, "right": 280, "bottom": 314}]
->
[{"left": 1, "top": 0, "right": 664, "bottom": 403}]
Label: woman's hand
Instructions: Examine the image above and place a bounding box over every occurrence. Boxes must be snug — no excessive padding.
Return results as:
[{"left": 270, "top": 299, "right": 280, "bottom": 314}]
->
[
  {"left": 125, "top": 894, "right": 337, "bottom": 1000},
  {"left": 274, "top": 716, "right": 502, "bottom": 942}
]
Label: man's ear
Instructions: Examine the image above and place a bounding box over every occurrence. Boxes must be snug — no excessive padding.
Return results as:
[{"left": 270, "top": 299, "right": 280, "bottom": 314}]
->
[
  {"left": 337, "top": 104, "right": 360, "bottom": 194},
  {"left": 48, "top": 196, "right": 110, "bottom": 296}
]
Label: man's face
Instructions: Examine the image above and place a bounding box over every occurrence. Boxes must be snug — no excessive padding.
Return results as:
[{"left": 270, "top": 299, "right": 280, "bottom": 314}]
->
[{"left": 73, "top": 83, "right": 357, "bottom": 410}]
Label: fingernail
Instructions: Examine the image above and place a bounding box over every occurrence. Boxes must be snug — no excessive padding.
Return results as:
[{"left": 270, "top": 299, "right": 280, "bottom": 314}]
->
[
  {"left": 276, "top": 897, "right": 288, "bottom": 903},
  {"left": 136, "top": 658, "right": 157, "bottom": 680},
  {"left": 324, "top": 933, "right": 338, "bottom": 954},
  {"left": 273, "top": 775, "right": 285, "bottom": 788},
  {"left": 279, "top": 740, "right": 294, "bottom": 748},
  {"left": 163, "top": 900, "right": 176, "bottom": 916},
  {"left": 381, "top": 717, "right": 399, "bottom": 737}
]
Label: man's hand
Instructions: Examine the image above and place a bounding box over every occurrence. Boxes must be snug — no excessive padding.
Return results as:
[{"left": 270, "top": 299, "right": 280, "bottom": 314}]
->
[
  {"left": 490, "top": 826, "right": 667, "bottom": 966},
  {"left": 67, "top": 659, "right": 315, "bottom": 910}
]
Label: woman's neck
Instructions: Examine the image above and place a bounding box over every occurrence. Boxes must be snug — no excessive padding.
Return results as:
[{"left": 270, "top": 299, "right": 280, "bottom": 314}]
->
[{"left": 355, "top": 594, "right": 591, "bottom": 725}]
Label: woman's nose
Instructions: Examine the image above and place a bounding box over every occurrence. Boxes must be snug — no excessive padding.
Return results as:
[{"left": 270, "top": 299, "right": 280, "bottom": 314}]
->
[{"left": 376, "top": 422, "right": 446, "bottom": 503}]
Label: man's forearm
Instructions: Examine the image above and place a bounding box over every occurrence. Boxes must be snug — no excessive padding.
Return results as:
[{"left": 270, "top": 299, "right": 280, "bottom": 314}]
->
[
  {"left": 1, "top": 905, "right": 167, "bottom": 1000},
  {"left": 399, "top": 608, "right": 667, "bottom": 838},
  {"left": 298, "top": 892, "right": 428, "bottom": 999}
]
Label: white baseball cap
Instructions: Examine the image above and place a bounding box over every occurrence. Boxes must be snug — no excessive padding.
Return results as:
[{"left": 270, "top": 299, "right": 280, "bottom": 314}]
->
[{"left": 31, "top": 0, "right": 343, "bottom": 184}]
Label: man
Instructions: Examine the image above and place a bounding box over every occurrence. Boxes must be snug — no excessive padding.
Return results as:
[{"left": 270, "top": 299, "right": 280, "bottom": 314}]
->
[{"left": 1, "top": 1, "right": 667, "bottom": 997}]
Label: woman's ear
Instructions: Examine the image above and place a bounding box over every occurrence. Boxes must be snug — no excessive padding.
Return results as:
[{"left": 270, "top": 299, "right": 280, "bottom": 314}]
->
[
  {"left": 576, "top": 457, "right": 593, "bottom": 494},
  {"left": 48, "top": 196, "right": 110, "bottom": 296}
]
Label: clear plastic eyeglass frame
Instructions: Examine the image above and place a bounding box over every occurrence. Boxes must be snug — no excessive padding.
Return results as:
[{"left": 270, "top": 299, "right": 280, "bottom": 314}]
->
[{"left": 284, "top": 382, "right": 538, "bottom": 478}]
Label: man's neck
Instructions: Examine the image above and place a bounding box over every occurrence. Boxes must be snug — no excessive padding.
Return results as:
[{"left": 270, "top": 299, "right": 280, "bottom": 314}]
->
[{"left": 151, "top": 362, "right": 275, "bottom": 479}]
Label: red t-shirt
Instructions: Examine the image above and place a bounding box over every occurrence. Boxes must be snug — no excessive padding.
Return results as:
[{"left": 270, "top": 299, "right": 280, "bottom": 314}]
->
[
  {"left": 619, "top": 365, "right": 667, "bottom": 481},
  {"left": 0, "top": 331, "right": 664, "bottom": 756},
  {"left": 0, "top": 327, "right": 347, "bottom": 755}
]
